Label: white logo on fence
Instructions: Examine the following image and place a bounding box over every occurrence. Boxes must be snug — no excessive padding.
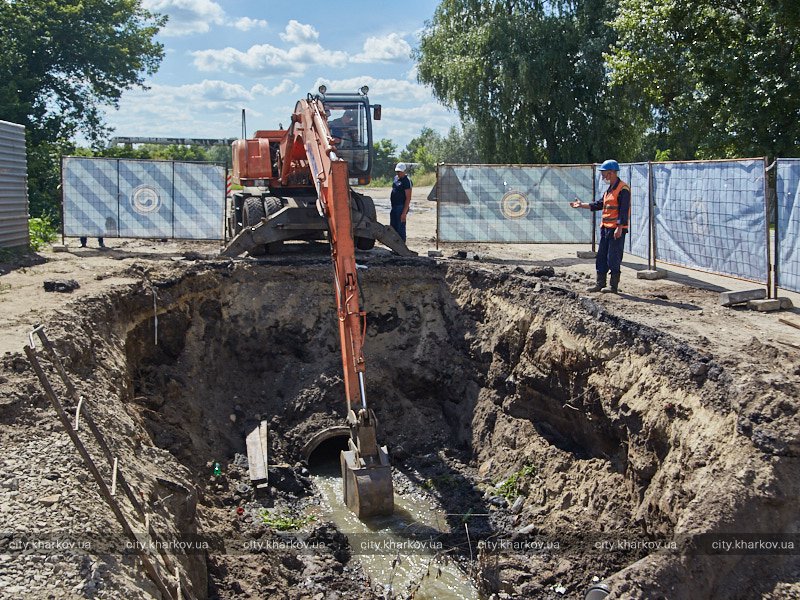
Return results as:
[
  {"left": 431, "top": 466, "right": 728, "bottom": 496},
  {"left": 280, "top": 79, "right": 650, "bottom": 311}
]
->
[
  {"left": 500, "top": 191, "right": 530, "bottom": 219},
  {"left": 131, "top": 185, "right": 161, "bottom": 214}
]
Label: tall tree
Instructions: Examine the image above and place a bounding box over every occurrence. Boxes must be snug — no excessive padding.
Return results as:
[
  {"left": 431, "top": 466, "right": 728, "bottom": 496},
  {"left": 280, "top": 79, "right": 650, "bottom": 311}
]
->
[
  {"left": 607, "top": 0, "right": 800, "bottom": 159},
  {"left": 0, "top": 0, "right": 165, "bottom": 144},
  {"left": 416, "top": 0, "right": 645, "bottom": 164},
  {"left": 0, "top": 0, "right": 166, "bottom": 219}
]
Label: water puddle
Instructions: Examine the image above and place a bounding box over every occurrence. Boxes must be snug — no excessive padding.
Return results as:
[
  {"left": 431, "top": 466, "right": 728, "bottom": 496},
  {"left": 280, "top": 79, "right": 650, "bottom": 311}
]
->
[{"left": 310, "top": 461, "right": 480, "bottom": 599}]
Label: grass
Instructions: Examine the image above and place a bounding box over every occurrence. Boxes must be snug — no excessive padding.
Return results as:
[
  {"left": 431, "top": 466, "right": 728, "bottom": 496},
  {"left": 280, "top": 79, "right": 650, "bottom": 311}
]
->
[
  {"left": 28, "top": 215, "right": 59, "bottom": 251},
  {"left": 421, "top": 474, "right": 457, "bottom": 490},
  {"left": 495, "top": 464, "right": 536, "bottom": 500},
  {"left": 260, "top": 509, "right": 316, "bottom": 531}
]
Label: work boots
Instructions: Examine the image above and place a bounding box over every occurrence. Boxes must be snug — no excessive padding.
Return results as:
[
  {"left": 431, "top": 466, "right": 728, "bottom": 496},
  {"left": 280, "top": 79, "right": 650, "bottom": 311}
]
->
[
  {"left": 586, "top": 273, "right": 606, "bottom": 292},
  {"left": 601, "top": 273, "right": 621, "bottom": 294}
]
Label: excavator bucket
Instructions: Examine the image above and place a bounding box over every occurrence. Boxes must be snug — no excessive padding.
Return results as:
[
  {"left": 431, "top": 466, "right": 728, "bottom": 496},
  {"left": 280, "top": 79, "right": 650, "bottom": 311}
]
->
[{"left": 341, "top": 443, "right": 393, "bottom": 518}]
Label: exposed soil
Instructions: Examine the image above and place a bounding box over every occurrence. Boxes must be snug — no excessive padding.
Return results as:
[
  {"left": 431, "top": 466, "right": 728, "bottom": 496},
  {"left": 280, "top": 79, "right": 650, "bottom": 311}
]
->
[{"left": 0, "top": 186, "right": 799, "bottom": 599}]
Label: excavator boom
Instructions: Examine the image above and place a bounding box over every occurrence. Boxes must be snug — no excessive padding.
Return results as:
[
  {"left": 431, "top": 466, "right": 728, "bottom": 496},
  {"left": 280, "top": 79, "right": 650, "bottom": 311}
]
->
[{"left": 289, "top": 95, "right": 393, "bottom": 518}]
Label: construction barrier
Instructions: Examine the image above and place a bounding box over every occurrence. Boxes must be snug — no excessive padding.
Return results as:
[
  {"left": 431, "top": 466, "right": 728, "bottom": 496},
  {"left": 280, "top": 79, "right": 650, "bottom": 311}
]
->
[
  {"left": 435, "top": 158, "right": 781, "bottom": 289},
  {"left": 435, "top": 164, "right": 593, "bottom": 243},
  {"left": 652, "top": 159, "right": 767, "bottom": 283},
  {"left": 62, "top": 157, "right": 225, "bottom": 240},
  {"left": 776, "top": 159, "right": 800, "bottom": 293}
]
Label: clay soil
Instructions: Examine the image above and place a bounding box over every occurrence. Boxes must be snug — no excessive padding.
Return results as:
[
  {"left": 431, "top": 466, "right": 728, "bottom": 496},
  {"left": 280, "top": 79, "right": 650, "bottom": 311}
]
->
[{"left": 0, "top": 186, "right": 799, "bottom": 600}]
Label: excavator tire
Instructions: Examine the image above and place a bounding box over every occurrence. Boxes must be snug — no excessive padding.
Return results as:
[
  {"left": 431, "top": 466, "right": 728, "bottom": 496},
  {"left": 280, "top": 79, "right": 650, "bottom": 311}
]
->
[
  {"left": 243, "top": 197, "right": 266, "bottom": 227},
  {"left": 264, "top": 196, "right": 283, "bottom": 216},
  {"left": 263, "top": 197, "right": 285, "bottom": 254},
  {"left": 353, "top": 193, "right": 376, "bottom": 251},
  {"left": 242, "top": 197, "right": 268, "bottom": 256}
]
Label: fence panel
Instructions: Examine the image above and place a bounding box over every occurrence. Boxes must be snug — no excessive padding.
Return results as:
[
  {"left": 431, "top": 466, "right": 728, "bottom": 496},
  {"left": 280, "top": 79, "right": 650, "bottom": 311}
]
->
[
  {"left": 63, "top": 158, "right": 120, "bottom": 237},
  {"left": 63, "top": 157, "right": 224, "bottom": 240},
  {"left": 117, "top": 160, "right": 173, "bottom": 238},
  {"left": 437, "top": 164, "right": 593, "bottom": 243},
  {"left": 173, "top": 162, "right": 225, "bottom": 239},
  {"left": 652, "top": 159, "right": 766, "bottom": 282},
  {"left": 594, "top": 163, "right": 650, "bottom": 260},
  {"left": 776, "top": 159, "right": 800, "bottom": 292}
]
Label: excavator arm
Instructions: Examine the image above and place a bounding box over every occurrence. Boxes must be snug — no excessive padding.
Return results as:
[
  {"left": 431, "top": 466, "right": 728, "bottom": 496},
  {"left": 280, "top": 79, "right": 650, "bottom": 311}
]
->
[{"left": 290, "top": 97, "right": 393, "bottom": 518}]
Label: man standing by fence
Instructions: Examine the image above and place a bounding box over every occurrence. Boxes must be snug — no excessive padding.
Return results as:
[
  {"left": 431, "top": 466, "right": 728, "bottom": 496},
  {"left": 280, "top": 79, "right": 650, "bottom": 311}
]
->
[{"left": 570, "top": 160, "right": 631, "bottom": 293}]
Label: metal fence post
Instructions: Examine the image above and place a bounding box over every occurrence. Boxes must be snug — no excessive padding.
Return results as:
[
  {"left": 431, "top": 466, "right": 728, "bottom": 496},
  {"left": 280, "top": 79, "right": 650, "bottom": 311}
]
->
[
  {"left": 769, "top": 159, "right": 779, "bottom": 298},
  {"left": 591, "top": 164, "right": 596, "bottom": 253},
  {"left": 763, "top": 157, "right": 772, "bottom": 298},
  {"left": 649, "top": 161, "right": 657, "bottom": 271}
]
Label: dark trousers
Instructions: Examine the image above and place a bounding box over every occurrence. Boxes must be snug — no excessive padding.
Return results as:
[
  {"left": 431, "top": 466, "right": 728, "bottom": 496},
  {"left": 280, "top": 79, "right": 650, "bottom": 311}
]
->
[
  {"left": 390, "top": 205, "right": 406, "bottom": 242},
  {"left": 596, "top": 227, "right": 626, "bottom": 274}
]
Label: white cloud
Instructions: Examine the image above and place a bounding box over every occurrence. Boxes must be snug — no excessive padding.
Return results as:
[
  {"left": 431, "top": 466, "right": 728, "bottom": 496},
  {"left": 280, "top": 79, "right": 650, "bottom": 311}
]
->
[
  {"left": 312, "top": 76, "right": 432, "bottom": 102},
  {"left": 143, "top": 0, "right": 225, "bottom": 36},
  {"left": 233, "top": 17, "right": 268, "bottom": 31},
  {"left": 252, "top": 79, "right": 300, "bottom": 97},
  {"left": 279, "top": 20, "right": 319, "bottom": 44},
  {"left": 193, "top": 43, "right": 347, "bottom": 76},
  {"left": 118, "top": 80, "right": 281, "bottom": 114},
  {"left": 351, "top": 34, "right": 412, "bottom": 63}
]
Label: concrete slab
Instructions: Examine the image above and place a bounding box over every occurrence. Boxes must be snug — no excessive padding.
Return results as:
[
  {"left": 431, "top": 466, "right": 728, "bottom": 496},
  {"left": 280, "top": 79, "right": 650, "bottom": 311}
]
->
[
  {"left": 51, "top": 244, "right": 68, "bottom": 253},
  {"left": 779, "top": 297, "right": 794, "bottom": 310},
  {"left": 720, "top": 289, "right": 766, "bottom": 307},
  {"left": 427, "top": 249, "right": 443, "bottom": 257},
  {"left": 637, "top": 269, "right": 667, "bottom": 280},
  {"left": 748, "top": 299, "right": 781, "bottom": 312},
  {"left": 576, "top": 251, "right": 597, "bottom": 259}
]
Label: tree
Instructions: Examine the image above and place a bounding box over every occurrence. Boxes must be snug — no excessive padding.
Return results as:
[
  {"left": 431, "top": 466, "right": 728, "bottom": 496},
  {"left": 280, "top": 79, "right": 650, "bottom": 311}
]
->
[
  {"left": 415, "top": 0, "right": 646, "bottom": 164},
  {"left": 372, "top": 138, "right": 398, "bottom": 179},
  {"left": 0, "top": 0, "right": 166, "bottom": 145},
  {"left": 438, "top": 122, "right": 482, "bottom": 164},
  {"left": 607, "top": 0, "right": 800, "bottom": 159},
  {"left": 0, "top": 0, "right": 165, "bottom": 222},
  {"left": 400, "top": 127, "right": 441, "bottom": 172}
]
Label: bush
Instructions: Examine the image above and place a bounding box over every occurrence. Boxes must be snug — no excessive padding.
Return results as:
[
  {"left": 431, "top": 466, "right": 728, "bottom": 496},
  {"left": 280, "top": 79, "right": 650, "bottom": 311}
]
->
[{"left": 28, "top": 215, "right": 58, "bottom": 251}]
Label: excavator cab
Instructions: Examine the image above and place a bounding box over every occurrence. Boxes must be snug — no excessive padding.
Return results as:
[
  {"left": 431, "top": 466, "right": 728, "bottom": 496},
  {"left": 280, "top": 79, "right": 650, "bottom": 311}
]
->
[{"left": 318, "top": 88, "right": 377, "bottom": 186}]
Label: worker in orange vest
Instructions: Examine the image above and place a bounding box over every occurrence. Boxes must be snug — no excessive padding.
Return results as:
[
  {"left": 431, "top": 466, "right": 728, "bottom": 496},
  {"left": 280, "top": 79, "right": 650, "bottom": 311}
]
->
[{"left": 570, "top": 160, "right": 630, "bottom": 293}]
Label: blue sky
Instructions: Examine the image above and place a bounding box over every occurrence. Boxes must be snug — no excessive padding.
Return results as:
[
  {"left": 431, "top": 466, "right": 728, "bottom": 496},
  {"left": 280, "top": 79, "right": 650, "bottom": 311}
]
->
[{"left": 103, "top": 0, "right": 459, "bottom": 150}]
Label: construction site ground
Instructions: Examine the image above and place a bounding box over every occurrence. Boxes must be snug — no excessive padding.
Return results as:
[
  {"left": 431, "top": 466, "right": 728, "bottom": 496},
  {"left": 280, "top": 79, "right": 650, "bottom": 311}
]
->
[{"left": 0, "top": 185, "right": 798, "bottom": 599}]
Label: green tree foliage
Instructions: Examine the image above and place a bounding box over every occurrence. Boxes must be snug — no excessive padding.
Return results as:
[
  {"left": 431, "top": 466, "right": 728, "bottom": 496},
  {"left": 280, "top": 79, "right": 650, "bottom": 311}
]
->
[
  {"left": 0, "top": 0, "right": 166, "bottom": 221},
  {"left": 416, "top": 0, "right": 645, "bottom": 164},
  {"left": 607, "top": 0, "right": 800, "bottom": 159},
  {"left": 400, "top": 127, "right": 440, "bottom": 172},
  {"left": 372, "top": 138, "right": 399, "bottom": 179},
  {"left": 0, "top": 0, "right": 165, "bottom": 144},
  {"left": 399, "top": 123, "right": 482, "bottom": 173}
]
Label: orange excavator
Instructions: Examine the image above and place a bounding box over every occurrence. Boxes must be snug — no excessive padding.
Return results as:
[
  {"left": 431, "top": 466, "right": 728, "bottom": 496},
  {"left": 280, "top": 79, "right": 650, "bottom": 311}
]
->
[{"left": 227, "top": 87, "right": 396, "bottom": 517}]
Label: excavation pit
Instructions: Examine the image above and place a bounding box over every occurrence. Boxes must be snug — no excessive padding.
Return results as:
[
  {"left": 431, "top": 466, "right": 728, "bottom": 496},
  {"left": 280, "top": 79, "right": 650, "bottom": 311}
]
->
[{"left": 5, "top": 256, "right": 799, "bottom": 599}]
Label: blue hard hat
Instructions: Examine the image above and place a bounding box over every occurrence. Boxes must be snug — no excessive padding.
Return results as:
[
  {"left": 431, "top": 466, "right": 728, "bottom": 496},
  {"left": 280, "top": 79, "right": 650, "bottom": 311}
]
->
[{"left": 599, "top": 159, "right": 619, "bottom": 171}]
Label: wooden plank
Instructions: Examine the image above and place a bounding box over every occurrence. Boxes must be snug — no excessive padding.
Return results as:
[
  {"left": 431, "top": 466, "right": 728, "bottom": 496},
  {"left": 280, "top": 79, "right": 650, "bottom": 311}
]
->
[
  {"left": 246, "top": 420, "right": 269, "bottom": 484},
  {"left": 778, "top": 317, "right": 800, "bottom": 331}
]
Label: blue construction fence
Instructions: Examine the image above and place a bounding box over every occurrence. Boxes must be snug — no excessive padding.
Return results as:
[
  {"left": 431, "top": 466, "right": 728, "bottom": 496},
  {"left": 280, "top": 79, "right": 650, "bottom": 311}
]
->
[
  {"left": 435, "top": 159, "right": 797, "bottom": 294},
  {"left": 62, "top": 157, "right": 226, "bottom": 240}
]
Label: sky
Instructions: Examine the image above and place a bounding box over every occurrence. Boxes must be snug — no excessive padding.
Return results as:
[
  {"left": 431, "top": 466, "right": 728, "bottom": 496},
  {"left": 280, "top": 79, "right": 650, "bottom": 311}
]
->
[{"left": 103, "top": 0, "right": 460, "bottom": 150}]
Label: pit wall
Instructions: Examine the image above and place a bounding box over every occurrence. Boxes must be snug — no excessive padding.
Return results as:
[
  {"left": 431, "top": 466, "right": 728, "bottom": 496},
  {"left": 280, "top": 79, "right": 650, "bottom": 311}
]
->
[
  {"left": 11, "top": 259, "right": 797, "bottom": 599},
  {"left": 443, "top": 268, "right": 799, "bottom": 599}
]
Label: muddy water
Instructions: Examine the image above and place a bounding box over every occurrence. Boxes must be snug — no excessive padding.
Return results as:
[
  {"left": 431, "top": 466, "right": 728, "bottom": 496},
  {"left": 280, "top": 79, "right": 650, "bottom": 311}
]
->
[{"left": 310, "top": 462, "right": 480, "bottom": 599}]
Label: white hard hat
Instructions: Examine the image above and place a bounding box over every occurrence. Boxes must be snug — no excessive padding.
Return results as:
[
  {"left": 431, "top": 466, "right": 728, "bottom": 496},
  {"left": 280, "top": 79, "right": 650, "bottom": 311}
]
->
[{"left": 394, "top": 162, "right": 407, "bottom": 172}]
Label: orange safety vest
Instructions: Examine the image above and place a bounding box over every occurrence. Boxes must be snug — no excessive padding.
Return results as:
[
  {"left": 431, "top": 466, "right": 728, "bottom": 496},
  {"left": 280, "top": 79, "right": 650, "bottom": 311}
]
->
[{"left": 601, "top": 179, "right": 631, "bottom": 230}]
